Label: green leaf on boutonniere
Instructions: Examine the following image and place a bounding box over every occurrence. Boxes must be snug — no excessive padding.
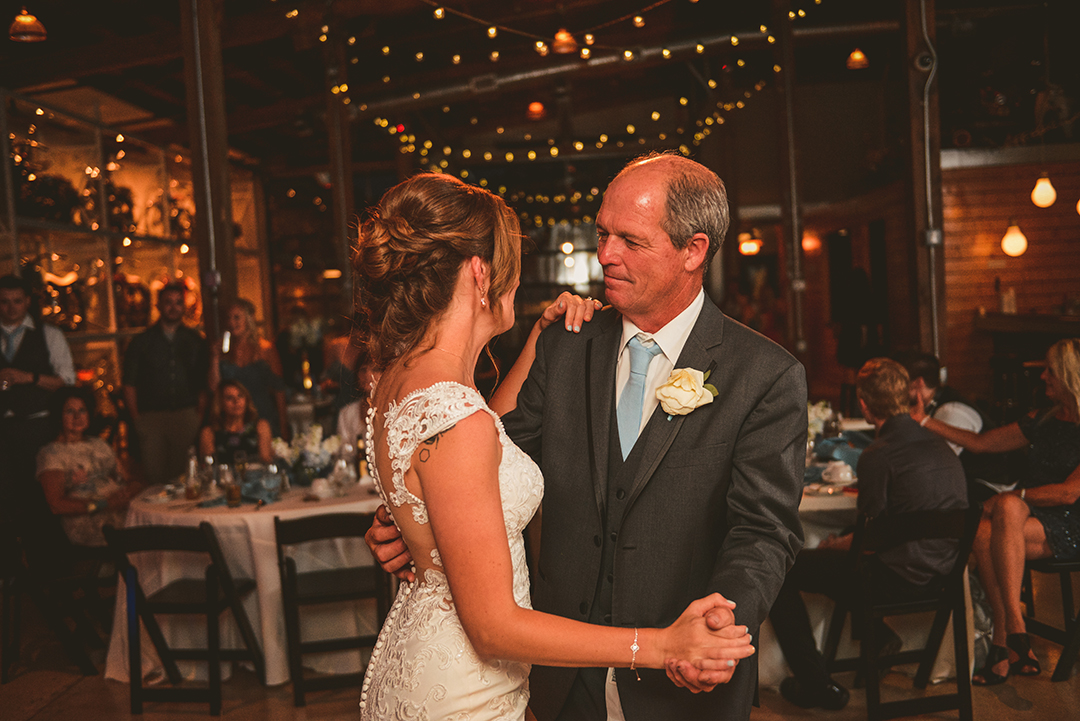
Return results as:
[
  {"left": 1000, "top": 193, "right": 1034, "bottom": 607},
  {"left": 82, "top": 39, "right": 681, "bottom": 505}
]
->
[
  {"left": 704, "top": 383, "right": 718, "bottom": 397},
  {"left": 703, "top": 370, "right": 712, "bottom": 382}
]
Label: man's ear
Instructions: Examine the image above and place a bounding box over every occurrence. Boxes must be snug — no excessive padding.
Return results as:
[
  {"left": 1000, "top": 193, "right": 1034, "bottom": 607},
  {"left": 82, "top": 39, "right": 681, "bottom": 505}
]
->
[
  {"left": 682, "top": 232, "right": 710, "bottom": 273},
  {"left": 857, "top": 397, "right": 874, "bottom": 424}
]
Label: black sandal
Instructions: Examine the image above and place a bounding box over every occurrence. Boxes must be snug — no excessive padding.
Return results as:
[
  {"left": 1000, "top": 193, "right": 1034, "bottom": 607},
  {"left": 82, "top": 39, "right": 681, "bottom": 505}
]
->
[
  {"left": 973, "top": 645, "right": 1010, "bottom": 686},
  {"left": 1006, "top": 633, "right": 1041, "bottom": 676}
]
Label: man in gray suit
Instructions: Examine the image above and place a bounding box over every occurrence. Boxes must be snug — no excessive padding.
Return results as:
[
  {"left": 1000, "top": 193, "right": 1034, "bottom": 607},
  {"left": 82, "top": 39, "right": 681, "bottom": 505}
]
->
[{"left": 370, "top": 153, "right": 806, "bottom": 720}]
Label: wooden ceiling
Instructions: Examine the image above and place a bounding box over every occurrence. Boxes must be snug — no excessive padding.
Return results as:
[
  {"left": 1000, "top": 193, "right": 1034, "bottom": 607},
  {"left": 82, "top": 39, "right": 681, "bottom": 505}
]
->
[{"left": 2, "top": 0, "right": 1075, "bottom": 197}]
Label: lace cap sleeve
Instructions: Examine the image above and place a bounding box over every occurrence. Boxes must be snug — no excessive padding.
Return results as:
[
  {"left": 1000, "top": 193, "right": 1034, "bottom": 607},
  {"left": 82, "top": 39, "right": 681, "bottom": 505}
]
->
[{"left": 382, "top": 382, "right": 497, "bottom": 523}]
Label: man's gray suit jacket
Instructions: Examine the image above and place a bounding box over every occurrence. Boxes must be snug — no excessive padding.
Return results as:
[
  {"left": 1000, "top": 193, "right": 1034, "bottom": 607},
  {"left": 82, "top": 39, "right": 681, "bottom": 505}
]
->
[{"left": 502, "top": 299, "right": 807, "bottom": 721}]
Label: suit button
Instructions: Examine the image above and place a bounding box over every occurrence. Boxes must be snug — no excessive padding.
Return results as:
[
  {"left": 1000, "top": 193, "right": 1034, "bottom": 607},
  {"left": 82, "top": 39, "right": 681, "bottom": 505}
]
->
[
  {"left": 607, "top": 573, "right": 613, "bottom": 583},
  {"left": 593, "top": 535, "right": 602, "bottom": 547},
  {"left": 580, "top": 601, "right": 589, "bottom": 614},
  {"left": 610, "top": 532, "right": 617, "bottom": 542},
  {"left": 616, "top": 488, "right": 626, "bottom": 500},
  {"left": 604, "top": 614, "right": 612, "bottom": 624}
]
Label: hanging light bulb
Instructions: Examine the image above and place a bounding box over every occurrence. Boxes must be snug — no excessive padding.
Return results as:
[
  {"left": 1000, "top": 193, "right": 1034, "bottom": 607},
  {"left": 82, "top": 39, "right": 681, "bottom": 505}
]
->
[
  {"left": 1000, "top": 221, "right": 1028, "bottom": 257},
  {"left": 846, "top": 48, "right": 869, "bottom": 70},
  {"left": 9, "top": 7, "right": 46, "bottom": 42},
  {"left": 1030, "top": 174, "right": 1057, "bottom": 208},
  {"left": 1076, "top": 197, "right": 1080, "bottom": 216},
  {"left": 553, "top": 28, "right": 577, "bottom": 54},
  {"left": 738, "top": 232, "right": 763, "bottom": 256}
]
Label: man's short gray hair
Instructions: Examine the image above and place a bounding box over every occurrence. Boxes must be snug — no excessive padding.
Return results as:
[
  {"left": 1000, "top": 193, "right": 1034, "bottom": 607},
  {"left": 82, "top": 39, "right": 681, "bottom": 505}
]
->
[{"left": 615, "top": 152, "right": 729, "bottom": 272}]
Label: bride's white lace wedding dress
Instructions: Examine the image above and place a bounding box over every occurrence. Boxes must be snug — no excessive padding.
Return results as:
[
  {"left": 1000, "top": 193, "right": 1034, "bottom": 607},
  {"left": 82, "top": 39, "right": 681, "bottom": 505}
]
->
[{"left": 360, "top": 382, "right": 543, "bottom": 720}]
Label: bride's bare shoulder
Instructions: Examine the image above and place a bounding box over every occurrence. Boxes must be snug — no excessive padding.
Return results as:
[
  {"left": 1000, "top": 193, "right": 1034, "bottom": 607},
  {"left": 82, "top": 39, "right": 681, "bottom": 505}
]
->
[{"left": 373, "top": 358, "right": 473, "bottom": 411}]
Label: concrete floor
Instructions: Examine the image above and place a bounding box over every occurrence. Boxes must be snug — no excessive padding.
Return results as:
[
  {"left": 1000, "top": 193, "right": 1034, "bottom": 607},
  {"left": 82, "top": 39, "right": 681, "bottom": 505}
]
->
[{"left": 3, "top": 581, "right": 1079, "bottom": 720}]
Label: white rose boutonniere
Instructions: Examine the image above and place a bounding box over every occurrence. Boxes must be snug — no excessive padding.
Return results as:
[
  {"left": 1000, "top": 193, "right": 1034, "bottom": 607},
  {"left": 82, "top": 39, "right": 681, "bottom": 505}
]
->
[{"left": 655, "top": 368, "right": 718, "bottom": 417}]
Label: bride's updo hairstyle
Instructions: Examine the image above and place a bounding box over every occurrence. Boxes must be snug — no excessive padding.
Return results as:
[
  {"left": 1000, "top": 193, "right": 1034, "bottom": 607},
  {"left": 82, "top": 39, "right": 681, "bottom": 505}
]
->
[{"left": 354, "top": 173, "right": 521, "bottom": 370}]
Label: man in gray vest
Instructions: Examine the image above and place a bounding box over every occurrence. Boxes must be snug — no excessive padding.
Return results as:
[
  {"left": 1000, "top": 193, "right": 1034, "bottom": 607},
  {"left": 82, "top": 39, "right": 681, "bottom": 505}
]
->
[
  {"left": 369, "top": 154, "right": 807, "bottom": 720},
  {"left": 0, "top": 273, "right": 75, "bottom": 554}
]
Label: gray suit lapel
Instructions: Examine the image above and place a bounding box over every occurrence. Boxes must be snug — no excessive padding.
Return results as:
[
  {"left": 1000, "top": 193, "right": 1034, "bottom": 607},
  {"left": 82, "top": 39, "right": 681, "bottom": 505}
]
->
[
  {"left": 586, "top": 317, "right": 621, "bottom": 513},
  {"left": 623, "top": 302, "right": 726, "bottom": 512}
]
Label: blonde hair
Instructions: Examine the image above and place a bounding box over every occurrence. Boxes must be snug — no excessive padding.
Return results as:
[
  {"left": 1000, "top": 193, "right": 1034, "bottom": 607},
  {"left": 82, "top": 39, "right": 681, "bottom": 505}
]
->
[
  {"left": 1047, "top": 338, "right": 1080, "bottom": 420},
  {"left": 353, "top": 173, "right": 521, "bottom": 370},
  {"left": 229, "top": 298, "right": 261, "bottom": 340},
  {"left": 856, "top": 358, "right": 911, "bottom": 420}
]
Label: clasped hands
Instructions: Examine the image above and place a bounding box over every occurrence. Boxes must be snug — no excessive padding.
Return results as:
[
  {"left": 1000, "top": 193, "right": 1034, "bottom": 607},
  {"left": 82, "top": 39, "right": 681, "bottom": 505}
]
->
[
  {"left": 365, "top": 505, "right": 753, "bottom": 694},
  {"left": 0, "top": 367, "right": 32, "bottom": 387}
]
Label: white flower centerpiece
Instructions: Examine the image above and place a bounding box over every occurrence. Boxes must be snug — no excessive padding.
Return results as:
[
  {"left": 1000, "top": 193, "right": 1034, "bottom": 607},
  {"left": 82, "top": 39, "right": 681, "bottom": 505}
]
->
[
  {"left": 807, "top": 400, "right": 832, "bottom": 441},
  {"left": 272, "top": 424, "right": 342, "bottom": 487},
  {"left": 806, "top": 400, "right": 833, "bottom": 466}
]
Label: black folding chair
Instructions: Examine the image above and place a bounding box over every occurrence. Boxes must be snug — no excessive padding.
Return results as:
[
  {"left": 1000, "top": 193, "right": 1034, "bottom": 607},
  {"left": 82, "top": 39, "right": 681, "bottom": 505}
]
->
[
  {"left": 274, "top": 512, "right": 390, "bottom": 707},
  {"left": 103, "top": 522, "right": 265, "bottom": 715},
  {"left": 824, "top": 506, "right": 981, "bottom": 721},
  {"left": 1021, "top": 557, "right": 1080, "bottom": 681}
]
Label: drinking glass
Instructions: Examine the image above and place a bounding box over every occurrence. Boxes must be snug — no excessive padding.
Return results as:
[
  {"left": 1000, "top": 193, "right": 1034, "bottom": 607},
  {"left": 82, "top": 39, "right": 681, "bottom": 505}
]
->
[{"left": 233, "top": 451, "right": 248, "bottom": 484}]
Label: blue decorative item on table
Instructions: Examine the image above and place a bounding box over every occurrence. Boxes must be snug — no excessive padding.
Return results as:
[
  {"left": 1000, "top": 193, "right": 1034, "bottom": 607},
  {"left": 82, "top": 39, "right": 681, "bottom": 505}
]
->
[{"left": 271, "top": 424, "right": 341, "bottom": 487}]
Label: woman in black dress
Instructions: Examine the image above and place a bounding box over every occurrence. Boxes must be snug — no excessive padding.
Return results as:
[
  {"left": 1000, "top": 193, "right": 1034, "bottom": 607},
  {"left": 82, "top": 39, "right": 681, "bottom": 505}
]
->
[
  {"left": 913, "top": 338, "right": 1080, "bottom": 685},
  {"left": 199, "top": 379, "right": 273, "bottom": 465}
]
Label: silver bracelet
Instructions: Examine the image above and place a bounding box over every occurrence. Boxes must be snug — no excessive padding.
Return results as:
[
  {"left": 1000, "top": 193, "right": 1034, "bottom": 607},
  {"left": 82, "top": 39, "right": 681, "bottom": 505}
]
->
[
  {"left": 630, "top": 628, "right": 641, "bottom": 681},
  {"left": 1020, "top": 488, "right": 1026, "bottom": 501},
  {"left": 919, "top": 415, "right": 930, "bottom": 427}
]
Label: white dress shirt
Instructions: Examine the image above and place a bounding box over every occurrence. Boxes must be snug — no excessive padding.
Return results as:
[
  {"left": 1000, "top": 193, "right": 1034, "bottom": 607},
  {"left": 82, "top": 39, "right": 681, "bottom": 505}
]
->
[{"left": 615, "top": 289, "right": 706, "bottom": 436}]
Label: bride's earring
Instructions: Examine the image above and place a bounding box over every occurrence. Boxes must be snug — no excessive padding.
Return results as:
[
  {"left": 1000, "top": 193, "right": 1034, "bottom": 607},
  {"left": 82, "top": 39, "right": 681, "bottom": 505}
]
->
[{"left": 479, "top": 285, "right": 487, "bottom": 308}]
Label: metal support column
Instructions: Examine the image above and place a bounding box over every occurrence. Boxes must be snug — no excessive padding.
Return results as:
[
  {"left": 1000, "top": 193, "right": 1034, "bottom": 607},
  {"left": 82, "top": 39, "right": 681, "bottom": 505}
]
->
[
  {"left": 323, "top": 25, "right": 355, "bottom": 312},
  {"left": 772, "top": 0, "right": 807, "bottom": 355},
  {"left": 180, "top": 0, "right": 237, "bottom": 340},
  {"left": 905, "top": 0, "right": 945, "bottom": 357}
]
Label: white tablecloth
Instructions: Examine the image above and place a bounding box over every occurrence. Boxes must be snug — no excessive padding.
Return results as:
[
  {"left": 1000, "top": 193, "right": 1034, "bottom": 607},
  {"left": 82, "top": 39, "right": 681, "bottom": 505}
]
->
[
  {"left": 758, "top": 489, "right": 974, "bottom": 687},
  {"left": 104, "top": 481, "right": 384, "bottom": 686}
]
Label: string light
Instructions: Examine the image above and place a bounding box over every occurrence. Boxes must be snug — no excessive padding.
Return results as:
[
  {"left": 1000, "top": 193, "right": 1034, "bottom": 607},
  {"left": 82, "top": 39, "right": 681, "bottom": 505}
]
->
[
  {"left": 363, "top": 0, "right": 823, "bottom": 95},
  {"left": 371, "top": 50, "right": 772, "bottom": 178}
]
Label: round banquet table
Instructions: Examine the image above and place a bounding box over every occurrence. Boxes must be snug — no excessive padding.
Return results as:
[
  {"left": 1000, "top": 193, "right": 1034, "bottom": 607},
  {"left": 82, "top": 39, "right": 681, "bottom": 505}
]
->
[
  {"left": 104, "top": 480, "right": 384, "bottom": 686},
  {"left": 757, "top": 488, "right": 974, "bottom": 688}
]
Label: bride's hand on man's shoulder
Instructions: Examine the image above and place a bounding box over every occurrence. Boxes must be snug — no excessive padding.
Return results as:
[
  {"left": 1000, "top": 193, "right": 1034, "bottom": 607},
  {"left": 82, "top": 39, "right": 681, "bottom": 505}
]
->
[
  {"left": 537, "top": 292, "right": 604, "bottom": 334},
  {"left": 663, "top": 593, "right": 754, "bottom": 693}
]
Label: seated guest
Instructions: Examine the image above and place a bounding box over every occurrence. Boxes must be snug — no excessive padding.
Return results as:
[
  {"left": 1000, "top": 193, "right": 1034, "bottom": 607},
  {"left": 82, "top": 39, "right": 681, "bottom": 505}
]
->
[
  {"left": 898, "top": 351, "right": 1016, "bottom": 503},
  {"left": 913, "top": 337, "right": 1080, "bottom": 685},
  {"left": 36, "top": 387, "right": 140, "bottom": 547},
  {"left": 770, "top": 358, "right": 967, "bottom": 709},
  {"left": 336, "top": 351, "right": 377, "bottom": 449},
  {"left": 199, "top": 379, "right": 273, "bottom": 465}
]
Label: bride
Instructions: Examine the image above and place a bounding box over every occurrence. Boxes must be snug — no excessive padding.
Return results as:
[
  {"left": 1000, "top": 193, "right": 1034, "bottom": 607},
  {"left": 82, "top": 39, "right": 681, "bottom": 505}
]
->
[{"left": 354, "top": 173, "right": 753, "bottom": 720}]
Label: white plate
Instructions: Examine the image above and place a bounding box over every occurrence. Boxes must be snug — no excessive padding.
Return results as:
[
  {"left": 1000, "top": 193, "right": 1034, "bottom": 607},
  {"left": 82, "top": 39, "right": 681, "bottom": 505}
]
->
[{"left": 143, "top": 488, "right": 175, "bottom": 504}]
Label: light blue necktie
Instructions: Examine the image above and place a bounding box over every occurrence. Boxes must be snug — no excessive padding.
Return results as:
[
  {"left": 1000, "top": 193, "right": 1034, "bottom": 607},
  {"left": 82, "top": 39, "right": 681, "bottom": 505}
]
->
[
  {"left": 2, "top": 328, "right": 19, "bottom": 362},
  {"left": 617, "top": 335, "right": 663, "bottom": 460}
]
